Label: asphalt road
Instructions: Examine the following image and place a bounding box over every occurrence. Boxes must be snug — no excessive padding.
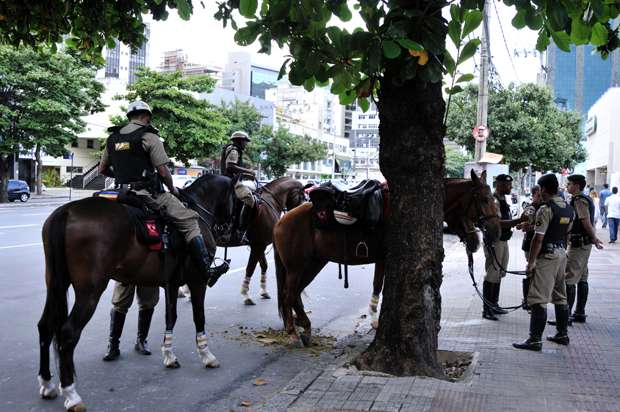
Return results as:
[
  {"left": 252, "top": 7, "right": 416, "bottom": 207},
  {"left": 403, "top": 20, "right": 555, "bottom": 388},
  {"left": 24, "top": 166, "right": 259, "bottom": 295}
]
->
[{"left": 0, "top": 202, "right": 387, "bottom": 412}]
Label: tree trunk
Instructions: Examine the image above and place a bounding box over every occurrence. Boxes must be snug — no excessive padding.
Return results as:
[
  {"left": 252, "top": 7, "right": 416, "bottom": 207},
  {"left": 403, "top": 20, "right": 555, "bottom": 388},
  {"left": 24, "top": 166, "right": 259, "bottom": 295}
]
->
[
  {"left": 35, "top": 144, "right": 43, "bottom": 195},
  {"left": 0, "top": 154, "right": 9, "bottom": 203},
  {"left": 354, "top": 70, "right": 446, "bottom": 377}
]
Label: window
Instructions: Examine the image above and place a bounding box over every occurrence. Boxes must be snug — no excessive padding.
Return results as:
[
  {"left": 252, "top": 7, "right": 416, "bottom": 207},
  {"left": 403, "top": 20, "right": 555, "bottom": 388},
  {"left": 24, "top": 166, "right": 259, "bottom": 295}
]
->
[
  {"left": 66, "top": 166, "right": 83, "bottom": 174},
  {"left": 71, "top": 140, "right": 78, "bottom": 148},
  {"left": 86, "top": 140, "right": 94, "bottom": 149}
]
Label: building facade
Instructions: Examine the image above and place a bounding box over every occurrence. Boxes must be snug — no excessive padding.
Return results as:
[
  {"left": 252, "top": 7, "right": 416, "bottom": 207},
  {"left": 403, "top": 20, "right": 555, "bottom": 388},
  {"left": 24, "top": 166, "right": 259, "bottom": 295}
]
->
[
  {"left": 221, "top": 52, "right": 279, "bottom": 99},
  {"left": 158, "top": 49, "right": 223, "bottom": 84}
]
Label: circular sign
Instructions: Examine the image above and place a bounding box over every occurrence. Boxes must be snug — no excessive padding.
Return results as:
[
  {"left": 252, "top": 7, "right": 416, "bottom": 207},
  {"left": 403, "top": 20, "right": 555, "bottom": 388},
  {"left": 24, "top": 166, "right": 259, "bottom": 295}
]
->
[{"left": 472, "top": 125, "right": 490, "bottom": 142}]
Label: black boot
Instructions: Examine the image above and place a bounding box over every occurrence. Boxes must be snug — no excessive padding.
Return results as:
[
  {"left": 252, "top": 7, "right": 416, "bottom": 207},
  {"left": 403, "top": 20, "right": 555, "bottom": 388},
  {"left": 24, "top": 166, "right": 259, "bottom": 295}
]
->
[
  {"left": 522, "top": 278, "right": 531, "bottom": 311},
  {"left": 189, "top": 235, "right": 230, "bottom": 287},
  {"left": 513, "top": 304, "right": 547, "bottom": 351},
  {"left": 482, "top": 281, "right": 498, "bottom": 321},
  {"left": 572, "top": 281, "right": 588, "bottom": 323},
  {"left": 549, "top": 284, "right": 574, "bottom": 326},
  {"left": 135, "top": 308, "right": 154, "bottom": 355},
  {"left": 492, "top": 281, "right": 509, "bottom": 315},
  {"left": 547, "top": 304, "right": 570, "bottom": 345},
  {"left": 103, "top": 309, "right": 126, "bottom": 361}
]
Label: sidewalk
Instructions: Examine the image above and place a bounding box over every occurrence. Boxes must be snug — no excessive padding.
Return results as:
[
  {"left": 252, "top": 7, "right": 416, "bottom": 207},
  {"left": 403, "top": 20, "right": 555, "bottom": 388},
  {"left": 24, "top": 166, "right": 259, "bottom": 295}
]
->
[
  {"left": 264, "top": 230, "right": 620, "bottom": 412},
  {"left": 0, "top": 187, "right": 95, "bottom": 208}
]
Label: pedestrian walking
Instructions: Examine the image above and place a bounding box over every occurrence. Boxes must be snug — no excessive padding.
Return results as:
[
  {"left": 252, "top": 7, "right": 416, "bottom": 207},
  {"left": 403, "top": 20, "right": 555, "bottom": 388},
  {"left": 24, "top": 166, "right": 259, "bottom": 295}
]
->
[
  {"left": 482, "top": 174, "right": 524, "bottom": 321},
  {"left": 599, "top": 184, "right": 612, "bottom": 228},
  {"left": 590, "top": 190, "right": 600, "bottom": 227},
  {"left": 556, "top": 175, "right": 603, "bottom": 326},
  {"left": 605, "top": 187, "right": 620, "bottom": 243},
  {"left": 518, "top": 185, "right": 542, "bottom": 311},
  {"left": 513, "top": 174, "right": 574, "bottom": 351}
]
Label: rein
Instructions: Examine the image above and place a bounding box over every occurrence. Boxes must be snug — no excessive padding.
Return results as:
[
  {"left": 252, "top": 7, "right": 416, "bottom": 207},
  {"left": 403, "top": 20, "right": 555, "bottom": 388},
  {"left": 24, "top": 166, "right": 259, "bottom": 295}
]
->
[{"left": 176, "top": 190, "right": 215, "bottom": 228}]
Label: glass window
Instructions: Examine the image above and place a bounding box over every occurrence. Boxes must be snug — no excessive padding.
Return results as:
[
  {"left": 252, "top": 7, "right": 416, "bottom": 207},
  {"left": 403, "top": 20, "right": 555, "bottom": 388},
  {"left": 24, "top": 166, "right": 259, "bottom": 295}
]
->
[{"left": 87, "top": 140, "right": 94, "bottom": 149}]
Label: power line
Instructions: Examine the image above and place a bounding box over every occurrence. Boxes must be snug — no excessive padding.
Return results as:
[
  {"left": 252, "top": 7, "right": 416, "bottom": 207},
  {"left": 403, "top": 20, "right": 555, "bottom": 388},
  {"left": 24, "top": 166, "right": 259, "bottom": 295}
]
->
[{"left": 492, "top": 0, "right": 520, "bottom": 82}]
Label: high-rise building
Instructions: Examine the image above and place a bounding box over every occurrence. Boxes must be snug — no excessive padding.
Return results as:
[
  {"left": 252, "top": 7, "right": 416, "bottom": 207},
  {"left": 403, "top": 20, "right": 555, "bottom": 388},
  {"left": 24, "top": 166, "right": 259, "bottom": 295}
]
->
[
  {"left": 221, "top": 52, "right": 279, "bottom": 99},
  {"left": 99, "top": 25, "right": 150, "bottom": 86},
  {"left": 546, "top": 44, "right": 620, "bottom": 113},
  {"left": 158, "top": 49, "right": 223, "bottom": 84}
]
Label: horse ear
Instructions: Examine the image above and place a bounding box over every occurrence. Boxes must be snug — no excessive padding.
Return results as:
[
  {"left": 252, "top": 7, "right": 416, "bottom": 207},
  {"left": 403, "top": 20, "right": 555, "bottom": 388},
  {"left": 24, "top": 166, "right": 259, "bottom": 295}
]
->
[
  {"left": 480, "top": 170, "right": 487, "bottom": 184},
  {"left": 470, "top": 169, "right": 479, "bottom": 183}
]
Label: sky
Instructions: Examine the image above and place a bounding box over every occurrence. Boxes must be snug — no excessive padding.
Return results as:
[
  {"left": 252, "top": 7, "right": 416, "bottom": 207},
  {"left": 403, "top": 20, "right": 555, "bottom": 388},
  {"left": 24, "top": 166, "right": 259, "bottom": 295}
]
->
[{"left": 146, "top": 1, "right": 541, "bottom": 86}]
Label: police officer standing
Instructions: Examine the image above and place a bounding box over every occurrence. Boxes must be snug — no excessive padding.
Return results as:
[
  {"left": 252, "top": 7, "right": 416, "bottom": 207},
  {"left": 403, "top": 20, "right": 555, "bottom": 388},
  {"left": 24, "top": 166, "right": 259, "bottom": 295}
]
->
[
  {"left": 220, "top": 131, "right": 257, "bottom": 242},
  {"left": 513, "top": 174, "right": 574, "bottom": 351},
  {"left": 561, "top": 175, "right": 603, "bottom": 324},
  {"left": 99, "top": 101, "right": 228, "bottom": 361},
  {"left": 517, "top": 185, "right": 542, "bottom": 311},
  {"left": 482, "top": 174, "right": 524, "bottom": 321}
]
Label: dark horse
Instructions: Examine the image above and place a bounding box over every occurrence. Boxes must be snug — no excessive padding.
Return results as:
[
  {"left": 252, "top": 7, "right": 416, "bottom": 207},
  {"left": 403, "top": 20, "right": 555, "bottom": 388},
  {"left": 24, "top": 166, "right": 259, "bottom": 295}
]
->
[
  {"left": 272, "top": 170, "right": 500, "bottom": 347},
  {"left": 36, "top": 174, "right": 232, "bottom": 412},
  {"left": 217, "top": 176, "right": 305, "bottom": 305}
]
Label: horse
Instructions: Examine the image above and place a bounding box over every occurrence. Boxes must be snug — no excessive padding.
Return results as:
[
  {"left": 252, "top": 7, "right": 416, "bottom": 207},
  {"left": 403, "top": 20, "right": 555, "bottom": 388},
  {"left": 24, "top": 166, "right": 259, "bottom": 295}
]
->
[
  {"left": 272, "top": 170, "right": 500, "bottom": 347},
  {"left": 217, "top": 176, "right": 305, "bottom": 305},
  {"left": 36, "top": 173, "right": 232, "bottom": 412}
]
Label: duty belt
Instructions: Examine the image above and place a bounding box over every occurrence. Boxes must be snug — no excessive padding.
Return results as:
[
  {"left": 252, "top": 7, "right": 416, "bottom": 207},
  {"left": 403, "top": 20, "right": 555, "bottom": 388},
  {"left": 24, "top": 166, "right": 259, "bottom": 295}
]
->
[
  {"left": 540, "top": 242, "right": 565, "bottom": 255},
  {"left": 569, "top": 234, "right": 591, "bottom": 248}
]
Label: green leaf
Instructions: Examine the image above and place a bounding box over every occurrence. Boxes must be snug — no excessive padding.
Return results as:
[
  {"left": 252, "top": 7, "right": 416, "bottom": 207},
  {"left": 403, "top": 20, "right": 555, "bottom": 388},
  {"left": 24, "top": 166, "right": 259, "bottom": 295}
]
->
[
  {"left": 239, "top": 0, "right": 258, "bottom": 18},
  {"left": 445, "top": 85, "right": 464, "bottom": 95},
  {"left": 303, "top": 77, "right": 315, "bottom": 92},
  {"left": 443, "top": 52, "right": 456, "bottom": 75},
  {"left": 570, "top": 19, "right": 591, "bottom": 45},
  {"left": 448, "top": 20, "right": 461, "bottom": 46},
  {"left": 591, "top": 0, "right": 604, "bottom": 18},
  {"left": 458, "top": 38, "right": 481, "bottom": 64},
  {"left": 289, "top": 63, "right": 306, "bottom": 86},
  {"left": 551, "top": 31, "right": 571, "bottom": 52},
  {"left": 462, "top": 10, "right": 483, "bottom": 38},
  {"left": 234, "top": 24, "right": 260, "bottom": 46},
  {"left": 511, "top": 9, "right": 527, "bottom": 29},
  {"left": 535, "top": 30, "right": 550, "bottom": 51},
  {"left": 591, "top": 23, "right": 608, "bottom": 46},
  {"left": 455, "top": 73, "right": 474, "bottom": 83},
  {"left": 338, "top": 90, "right": 356, "bottom": 105},
  {"left": 525, "top": 9, "right": 543, "bottom": 30},
  {"left": 175, "top": 0, "right": 192, "bottom": 20},
  {"left": 397, "top": 38, "right": 423, "bottom": 51},
  {"left": 382, "top": 40, "right": 401, "bottom": 59},
  {"left": 336, "top": 3, "right": 352, "bottom": 21},
  {"left": 548, "top": 7, "right": 569, "bottom": 32},
  {"left": 450, "top": 4, "right": 461, "bottom": 23},
  {"left": 358, "top": 97, "right": 370, "bottom": 112},
  {"left": 277, "top": 58, "right": 290, "bottom": 80}
]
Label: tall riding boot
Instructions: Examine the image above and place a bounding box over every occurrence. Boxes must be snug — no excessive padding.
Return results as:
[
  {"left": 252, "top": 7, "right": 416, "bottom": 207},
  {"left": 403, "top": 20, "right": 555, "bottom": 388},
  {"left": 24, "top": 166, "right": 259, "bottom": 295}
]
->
[
  {"left": 547, "top": 305, "right": 570, "bottom": 345},
  {"left": 549, "top": 284, "right": 575, "bottom": 326},
  {"left": 135, "top": 308, "right": 154, "bottom": 355},
  {"left": 482, "top": 281, "right": 498, "bottom": 321},
  {"left": 522, "top": 278, "right": 531, "bottom": 311},
  {"left": 189, "top": 235, "right": 229, "bottom": 288},
  {"left": 492, "top": 281, "right": 509, "bottom": 315},
  {"left": 513, "top": 304, "right": 547, "bottom": 351},
  {"left": 103, "top": 309, "right": 126, "bottom": 361},
  {"left": 572, "top": 281, "right": 589, "bottom": 323}
]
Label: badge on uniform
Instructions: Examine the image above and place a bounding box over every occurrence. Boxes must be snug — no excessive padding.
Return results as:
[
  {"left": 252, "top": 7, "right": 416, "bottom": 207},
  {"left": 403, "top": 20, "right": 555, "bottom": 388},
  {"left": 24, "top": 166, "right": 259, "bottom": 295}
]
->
[
  {"left": 559, "top": 217, "right": 570, "bottom": 224},
  {"left": 115, "top": 142, "right": 130, "bottom": 151}
]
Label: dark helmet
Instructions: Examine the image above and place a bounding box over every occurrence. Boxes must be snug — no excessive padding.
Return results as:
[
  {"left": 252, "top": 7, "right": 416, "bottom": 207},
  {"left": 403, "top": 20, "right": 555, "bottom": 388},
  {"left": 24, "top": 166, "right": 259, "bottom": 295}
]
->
[{"left": 230, "top": 131, "right": 250, "bottom": 142}]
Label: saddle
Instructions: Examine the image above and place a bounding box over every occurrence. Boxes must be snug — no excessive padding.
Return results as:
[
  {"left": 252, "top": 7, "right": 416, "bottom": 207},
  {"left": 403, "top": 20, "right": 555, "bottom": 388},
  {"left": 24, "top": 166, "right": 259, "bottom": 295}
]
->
[
  {"left": 93, "top": 190, "right": 165, "bottom": 251},
  {"left": 309, "top": 180, "right": 386, "bottom": 228}
]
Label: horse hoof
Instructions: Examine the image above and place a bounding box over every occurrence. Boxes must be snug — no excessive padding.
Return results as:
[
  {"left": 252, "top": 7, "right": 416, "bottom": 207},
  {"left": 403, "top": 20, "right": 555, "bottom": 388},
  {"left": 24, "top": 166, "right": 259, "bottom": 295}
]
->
[
  {"left": 244, "top": 298, "right": 256, "bottom": 306},
  {"left": 205, "top": 359, "right": 220, "bottom": 368},
  {"left": 68, "top": 403, "right": 87, "bottom": 412},
  {"left": 165, "top": 360, "right": 181, "bottom": 369},
  {"left": 260, "top": 291, "right": 271, "bottom": 299},
  {"left": 371, "top": 320, "right": 379, "bottom": 329},
  {"left": 287, "top": 336, "right": 304, "bottom": 349},
  {"left": 300, "top": 334, "right": 312, "bottom": 347}
]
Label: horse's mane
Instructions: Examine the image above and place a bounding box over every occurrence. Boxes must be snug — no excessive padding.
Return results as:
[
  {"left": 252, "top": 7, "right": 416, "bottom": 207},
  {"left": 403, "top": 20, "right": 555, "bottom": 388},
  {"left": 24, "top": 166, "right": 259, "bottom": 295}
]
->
[
  {"left": 263, "top": 176, "right": 292, "bottom": 189},
  {"left": 183, "top": 172, "right": 230, "bottom": 195}
]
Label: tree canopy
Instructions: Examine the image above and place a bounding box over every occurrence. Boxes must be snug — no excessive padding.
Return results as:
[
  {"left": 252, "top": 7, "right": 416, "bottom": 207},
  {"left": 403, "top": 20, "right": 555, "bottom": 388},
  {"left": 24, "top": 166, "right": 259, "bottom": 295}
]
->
[
  {"left": 446, "top": 83, "right": 585, "bottom": 172},
  {"left": 115, "top": 68, "right": 230, "bottom": 164},
  {"left": 0, "top": 46, "right": 104, "bottom": 201},
  {"left": 445, "top": 145, "right": 471, "bottom": 178}
]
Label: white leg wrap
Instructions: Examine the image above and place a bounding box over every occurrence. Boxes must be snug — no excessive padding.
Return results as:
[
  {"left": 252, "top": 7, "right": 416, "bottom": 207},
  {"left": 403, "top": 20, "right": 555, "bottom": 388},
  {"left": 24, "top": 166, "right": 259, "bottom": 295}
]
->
[
  {"left": 260, "top": 272, "right": 269, "bottom": 295},
  {"left": 161, "top": 331, "right": 178, "bottom": 367},
  {"left": 60, "top": 383, "right": 83, "bottom": 411},
  {"left": 38, "top": 375, "right": 58, "bottom": 399},
  {"left": 196, "top": 332, "right": 220, "bottom": 368},
  {"left": 369, "top": 294, "right": 380, "bottom": 314},
  {"left": 241, "top": 276, "right": 251, "bottom": 296}
]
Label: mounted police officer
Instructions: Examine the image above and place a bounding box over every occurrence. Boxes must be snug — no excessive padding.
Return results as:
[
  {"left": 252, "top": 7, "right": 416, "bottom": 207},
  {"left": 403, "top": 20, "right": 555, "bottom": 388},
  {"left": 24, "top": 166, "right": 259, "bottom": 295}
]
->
[
  {"left": 517, "top": 185, "right": 542, "bottom": 311},
  {"left": 482, "top": 174, "right": 524, "bottom": 321},
  {"left": 513, "top": 174, "right": 574, "bottom": 351},
  {"left": 560, "top": 174, "right": 603, "bottom": 324},
  {"left": 99, "top": 100, "right": 227, "bottom": 361},
  {"left": 220, "top": 131, "right": 257, "bottom": 242}
]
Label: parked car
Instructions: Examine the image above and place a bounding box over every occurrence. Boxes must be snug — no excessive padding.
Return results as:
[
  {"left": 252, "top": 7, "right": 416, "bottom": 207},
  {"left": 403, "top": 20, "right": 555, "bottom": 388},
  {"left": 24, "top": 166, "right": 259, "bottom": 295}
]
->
[{"left": 8, "top": 179, "right": 30, "bottom": 202}]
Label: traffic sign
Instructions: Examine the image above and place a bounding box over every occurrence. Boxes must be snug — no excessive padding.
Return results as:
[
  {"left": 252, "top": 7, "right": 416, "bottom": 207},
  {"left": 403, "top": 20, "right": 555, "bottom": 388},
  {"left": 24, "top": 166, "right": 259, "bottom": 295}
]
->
[{"left": 472, "top": 125, "right": 490, "bottom": 142}]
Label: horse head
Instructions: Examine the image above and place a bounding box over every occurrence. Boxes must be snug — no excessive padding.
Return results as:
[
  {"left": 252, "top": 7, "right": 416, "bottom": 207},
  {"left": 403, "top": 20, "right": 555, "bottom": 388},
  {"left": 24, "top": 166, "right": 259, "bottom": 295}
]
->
[
  {"left": 183, "top": 173, "right": 233, "bottom": 226},
  {"left": 467, "top": 169, "right": 501, "bottom": 248},
  {"left": 262, "top": 177, "right": 305, "bottom": 213}
]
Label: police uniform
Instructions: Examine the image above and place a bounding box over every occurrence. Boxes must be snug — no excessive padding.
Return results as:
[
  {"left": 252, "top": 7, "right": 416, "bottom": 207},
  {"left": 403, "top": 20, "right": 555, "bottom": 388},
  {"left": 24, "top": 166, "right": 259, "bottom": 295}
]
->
[
  {"left": 520, "top": 202, "right": 541, "bottom": 309},
  {"left": 513, "top": 194, "right": 574, "bottom": 351},
  {"left": 221, "top": 143, "right": 256, "bottom": 208},
  {"left": 565, "top": 193, "right": 595, "bottom": 322}
]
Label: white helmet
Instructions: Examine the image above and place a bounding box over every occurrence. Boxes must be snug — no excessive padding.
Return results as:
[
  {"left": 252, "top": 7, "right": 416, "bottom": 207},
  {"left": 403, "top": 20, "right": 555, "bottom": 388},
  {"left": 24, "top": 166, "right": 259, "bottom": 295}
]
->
[
  {"left": 230, "top": 130, "right": 250, "bottom": 142},
  {"left": 126, "top": 100, "right": 152, "bottom": 117}
]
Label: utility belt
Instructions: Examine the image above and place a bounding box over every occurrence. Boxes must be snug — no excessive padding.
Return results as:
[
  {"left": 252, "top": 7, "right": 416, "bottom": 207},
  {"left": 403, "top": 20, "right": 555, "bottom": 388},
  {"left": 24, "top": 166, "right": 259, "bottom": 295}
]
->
[
  {"left": 539, "top": 241, "right": 565, "bottom": 256},
  {"left": 569, "top": 234, "right": 592, "bottom": 248},
  {"left": 117, "top": 174, "right": 164, "bottom": 195}
]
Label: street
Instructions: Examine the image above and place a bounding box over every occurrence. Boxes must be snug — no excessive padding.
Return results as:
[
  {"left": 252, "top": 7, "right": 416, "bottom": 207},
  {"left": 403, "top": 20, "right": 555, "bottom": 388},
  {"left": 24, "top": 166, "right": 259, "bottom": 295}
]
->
[{"left": 0, "top": 202, "right": 390, "bottom": 411}]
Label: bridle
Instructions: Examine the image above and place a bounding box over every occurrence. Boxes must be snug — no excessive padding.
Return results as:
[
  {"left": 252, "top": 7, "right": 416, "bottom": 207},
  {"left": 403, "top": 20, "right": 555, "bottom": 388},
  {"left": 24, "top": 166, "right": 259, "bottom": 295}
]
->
[{"left": 445, "top": 184, "right": 497, "bottom": 240}]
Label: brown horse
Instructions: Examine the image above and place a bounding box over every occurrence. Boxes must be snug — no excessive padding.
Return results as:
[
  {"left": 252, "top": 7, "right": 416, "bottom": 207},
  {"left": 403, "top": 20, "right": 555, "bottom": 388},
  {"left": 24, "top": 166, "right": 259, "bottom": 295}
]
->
[
  {"left": 225, "top": 176, "right": 305, "bottom": 305},
  {"left": 272, "top": 170, "right": 500, "bottom": 347},
  {"left": 36, "top": 174, "right": 232, "bottom": 412}
]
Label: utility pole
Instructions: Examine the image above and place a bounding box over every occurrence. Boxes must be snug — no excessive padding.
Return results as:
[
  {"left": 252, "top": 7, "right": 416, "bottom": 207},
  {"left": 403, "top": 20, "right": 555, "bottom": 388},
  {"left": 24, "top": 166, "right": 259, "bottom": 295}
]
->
[{"left": 475, "top": 0, "right": 490, "bottom": 162}]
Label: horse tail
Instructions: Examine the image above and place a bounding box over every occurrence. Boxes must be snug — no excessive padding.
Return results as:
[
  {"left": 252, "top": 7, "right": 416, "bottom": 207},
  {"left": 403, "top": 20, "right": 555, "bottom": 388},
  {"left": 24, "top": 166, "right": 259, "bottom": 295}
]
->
[
  {"left": 274, "top": 247, "right": 286, "bottom": 319},
  {"left": 43, "top": 208, "right": 70, "bottom": 352}
]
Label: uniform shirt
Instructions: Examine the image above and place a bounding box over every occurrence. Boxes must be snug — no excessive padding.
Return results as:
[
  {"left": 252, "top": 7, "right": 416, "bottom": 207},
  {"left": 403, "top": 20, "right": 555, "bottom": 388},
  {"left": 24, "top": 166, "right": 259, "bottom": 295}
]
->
[
  {"left": 535, "top": 195, "right": 573, "bottom": 236},
  {"left": 225, "top": 146, "right": 240, "bottom": 169},
  {"left": 605, "top": 193, "right": 620, "bottom": 219},
  {"left": 523, "top": 204, "right": 538, "bottom": 227},
  {"left": 102, "top": 120, "right": 170, "bottom": 168},
  {"left": 573, "top": 195, "right": 592, "bottom": 222}
]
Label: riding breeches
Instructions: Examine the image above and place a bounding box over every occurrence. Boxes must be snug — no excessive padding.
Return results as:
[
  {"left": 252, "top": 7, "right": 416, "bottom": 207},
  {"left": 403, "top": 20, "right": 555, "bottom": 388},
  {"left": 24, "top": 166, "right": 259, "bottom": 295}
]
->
[
  {"left": 234, "top": 179, "right": 257, "bottom": 208},
  {"left": 564, "top": 244, "right": 592, "bottom": 285},
  {"left": 136, "top": 190, "right": 201, "bottom": 243},
  {"left": 484, "top": 240, "right": 508, "bottom": 283},
  {"left": 111, "top": 282, "right": 160, "bottom": 314},
  {"left": 527, "top": 249, "right": 567, "bottom": 306}
]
